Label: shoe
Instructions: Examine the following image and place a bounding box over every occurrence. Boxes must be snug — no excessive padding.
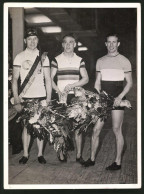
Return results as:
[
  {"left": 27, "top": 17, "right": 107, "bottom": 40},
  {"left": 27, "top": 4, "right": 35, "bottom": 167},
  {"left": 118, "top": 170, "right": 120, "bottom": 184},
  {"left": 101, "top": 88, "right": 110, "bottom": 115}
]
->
[
  {"left": 38, "top": 156, "right": 46, "bottom": 164},
  {"left": 106, "top": 162, "right": 121, "bottom": 170},
  {"left": 19, "top": 156, "right": 29, "bottom": 164},
  {"left": 76, "top": 156, "right": 85, "bottom": 165},
  {"left": 83, "top": 158, "right": 95, "bottom": 167}
]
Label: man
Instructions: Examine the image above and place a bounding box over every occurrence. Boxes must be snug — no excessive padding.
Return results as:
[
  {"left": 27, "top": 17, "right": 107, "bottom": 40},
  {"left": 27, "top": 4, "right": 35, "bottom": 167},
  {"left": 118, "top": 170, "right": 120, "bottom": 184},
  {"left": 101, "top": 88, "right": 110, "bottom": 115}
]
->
[
  {"left": 51, "top": 34, "right": 89, "bottom": 163},
  {"left": 84, "top": 33, "right": 133, "bottom": 169},
  {"left": 12, "top": 28, "right": 52, "bottom": 164}
]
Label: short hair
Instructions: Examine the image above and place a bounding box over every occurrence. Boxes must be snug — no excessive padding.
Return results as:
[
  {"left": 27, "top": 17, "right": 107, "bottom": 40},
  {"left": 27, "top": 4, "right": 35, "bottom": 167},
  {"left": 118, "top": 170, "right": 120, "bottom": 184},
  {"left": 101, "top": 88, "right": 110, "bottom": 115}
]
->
[
  {"left": 106, "top": 33, "right": 120, "bottom": 42},
  {"left": 62, "top": 33, "right": 76, "bottom": 42}
]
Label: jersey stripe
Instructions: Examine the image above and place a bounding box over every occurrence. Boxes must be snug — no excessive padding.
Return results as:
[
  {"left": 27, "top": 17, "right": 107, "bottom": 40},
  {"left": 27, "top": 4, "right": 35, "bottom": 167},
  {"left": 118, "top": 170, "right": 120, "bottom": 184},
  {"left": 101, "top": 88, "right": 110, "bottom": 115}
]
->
[{"left": 57, "top": 70, "right": 79, "bottom": 75}]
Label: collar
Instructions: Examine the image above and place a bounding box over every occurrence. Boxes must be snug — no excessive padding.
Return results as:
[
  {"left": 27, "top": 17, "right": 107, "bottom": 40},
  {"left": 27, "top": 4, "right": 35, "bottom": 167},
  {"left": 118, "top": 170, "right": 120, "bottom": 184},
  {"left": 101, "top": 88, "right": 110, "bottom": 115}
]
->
[{"left": 25, "top": 48, "right": 39, "bottom": 55}]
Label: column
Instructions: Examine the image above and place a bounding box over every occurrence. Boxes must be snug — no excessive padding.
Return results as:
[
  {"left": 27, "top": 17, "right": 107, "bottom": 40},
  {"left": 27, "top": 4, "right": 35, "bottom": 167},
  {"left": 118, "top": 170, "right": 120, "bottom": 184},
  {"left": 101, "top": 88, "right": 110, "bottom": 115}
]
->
[{"left": 9, "top": 8, "right": 24, "bottom": 60}]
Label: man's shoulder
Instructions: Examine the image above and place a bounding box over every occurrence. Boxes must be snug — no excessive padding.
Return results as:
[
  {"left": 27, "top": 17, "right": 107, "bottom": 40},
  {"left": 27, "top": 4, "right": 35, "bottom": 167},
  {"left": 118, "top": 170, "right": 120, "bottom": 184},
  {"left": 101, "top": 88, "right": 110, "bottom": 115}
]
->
[
  {"left": 118, "top": 54, "right": 130, "bottom": 63},
  {"left": 97, "top": 55, "right": 107, "bottom": 62},
  {"left": 55, "top": 53, "right": 63, "bottom": 60},
  {"left": 15, "top": 50, "right": 25, "bottom": 58},
  {"left": 74, "top": 53, "right": 82, "bottom": 60}
]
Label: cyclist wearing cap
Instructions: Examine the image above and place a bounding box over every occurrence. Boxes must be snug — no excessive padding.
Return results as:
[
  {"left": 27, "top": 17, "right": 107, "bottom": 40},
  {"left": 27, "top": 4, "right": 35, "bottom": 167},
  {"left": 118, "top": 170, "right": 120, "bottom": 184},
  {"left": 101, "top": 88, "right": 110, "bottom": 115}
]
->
[{"left": 12, "top": 28, "right": 52, "bottom": 164}]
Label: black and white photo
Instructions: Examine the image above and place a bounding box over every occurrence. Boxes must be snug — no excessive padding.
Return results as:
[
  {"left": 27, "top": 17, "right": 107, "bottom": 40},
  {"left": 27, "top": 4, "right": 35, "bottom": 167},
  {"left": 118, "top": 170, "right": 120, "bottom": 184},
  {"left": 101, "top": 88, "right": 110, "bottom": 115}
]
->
[{"left": 4, "top": 2, "right": 141, "bottom": 189}]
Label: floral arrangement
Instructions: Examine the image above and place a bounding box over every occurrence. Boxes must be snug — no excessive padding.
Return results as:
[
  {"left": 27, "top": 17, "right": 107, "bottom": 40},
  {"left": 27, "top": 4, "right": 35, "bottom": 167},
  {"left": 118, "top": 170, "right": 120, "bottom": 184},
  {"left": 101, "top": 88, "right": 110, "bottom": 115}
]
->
[
  {"left": 16, "top": 99, "right": 74, "bottom": 157},
  {"left": 15, "top": 87, "right": 132, "bottom": 156},
  {"left": 66, "top": 88, "right": 131, "bottom": 134}
]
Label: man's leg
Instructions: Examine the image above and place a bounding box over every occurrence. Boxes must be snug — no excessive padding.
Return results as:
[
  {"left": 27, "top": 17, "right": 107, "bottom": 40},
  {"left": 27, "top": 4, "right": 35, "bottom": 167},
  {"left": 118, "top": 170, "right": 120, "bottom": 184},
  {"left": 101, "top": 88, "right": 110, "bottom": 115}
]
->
[
  {"left": 91, "top": 119, "right": 105, "bottom": 161},
  {"left": 106, "top": 109, "right": 124, "bottom": 170},
  {"left": 37, "top": 138, "right": 46, "bottom": 164},
  {"left": 75, "top": 130, "right": 85, "bottom": 164},
  {"left": 19, "top": 125, "right": 30, "bottom": 164},
  {"left": 22, "top": 126, "right": 31, "bottom": 157},
  {"left": 112, "top": 110, "right": 124, "bottom": 164},
  {"left": 84, "top": 119, "right": 104, "bottom": 167},
  {"left": 75, "top": 130, "right": 82, "bottom": 159}
]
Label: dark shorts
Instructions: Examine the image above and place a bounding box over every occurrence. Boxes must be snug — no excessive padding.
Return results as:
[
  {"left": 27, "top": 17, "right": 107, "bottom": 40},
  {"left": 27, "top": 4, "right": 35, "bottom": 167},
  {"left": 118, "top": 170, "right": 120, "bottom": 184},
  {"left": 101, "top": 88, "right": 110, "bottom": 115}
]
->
[
  {"left": 22, "top": 97, "right": 46, "bottom": 101},
  {"left": 101, "top": 81, "right": 125, "bottom": 110}
]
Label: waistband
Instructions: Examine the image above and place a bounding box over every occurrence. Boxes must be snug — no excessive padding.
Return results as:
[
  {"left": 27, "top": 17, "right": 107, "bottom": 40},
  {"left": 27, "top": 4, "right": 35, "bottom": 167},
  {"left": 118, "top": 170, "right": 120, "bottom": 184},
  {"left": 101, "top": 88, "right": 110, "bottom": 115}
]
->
[
  {"left": 101, "top": 81, "right": 123, "bottom": 87},
  {"left": 22, "top": 97, "right": 46, "bottom": 101}
]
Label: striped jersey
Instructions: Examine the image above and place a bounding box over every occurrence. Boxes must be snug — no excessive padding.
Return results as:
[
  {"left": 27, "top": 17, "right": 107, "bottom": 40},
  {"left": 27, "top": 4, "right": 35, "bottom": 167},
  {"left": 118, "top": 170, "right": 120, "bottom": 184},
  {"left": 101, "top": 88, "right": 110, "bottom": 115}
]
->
[
  {"left": 96, "top": 54, "right": 132, "bottom": 81},
  {"left": 51, "top": 52, "right": 85, "bottom": 92}
]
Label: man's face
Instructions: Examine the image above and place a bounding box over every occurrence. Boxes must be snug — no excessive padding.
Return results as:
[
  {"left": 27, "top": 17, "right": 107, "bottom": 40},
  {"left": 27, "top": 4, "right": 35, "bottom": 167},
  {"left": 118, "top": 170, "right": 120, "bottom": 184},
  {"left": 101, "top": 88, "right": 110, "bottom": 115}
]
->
[
  {"left": 25, "top": 36, "right": 39, "bottom": 50},
  {"left": 105, "top": 36, "right": 120, "bottom": 54},
  {"left": 62, "top": 36, "right": 76, "bottom": 53}
]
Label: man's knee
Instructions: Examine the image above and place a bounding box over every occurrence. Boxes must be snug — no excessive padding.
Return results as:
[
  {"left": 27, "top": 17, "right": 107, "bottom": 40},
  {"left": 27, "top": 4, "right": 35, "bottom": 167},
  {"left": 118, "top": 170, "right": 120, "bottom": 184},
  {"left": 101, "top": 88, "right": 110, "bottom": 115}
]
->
[
  {"left": 112, "top": 126, "right": 122, "bottom": 136},
  {"left": 92, "top": 127, "right": 101, "bottom": 138}
]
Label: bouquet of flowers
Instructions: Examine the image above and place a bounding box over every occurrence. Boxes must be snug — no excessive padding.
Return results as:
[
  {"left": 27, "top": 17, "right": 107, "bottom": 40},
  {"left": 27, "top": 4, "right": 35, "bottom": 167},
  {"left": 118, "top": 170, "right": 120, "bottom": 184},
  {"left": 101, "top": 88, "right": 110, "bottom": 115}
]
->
[
  {"left": 16, "top": 87, "right": 132, "bottom": 156},
  {"left": 16, "top": 99, "right": 74, "bottom": 157},
  {"left": 65, "top": 87, "right": 132, "bottom": 134}
]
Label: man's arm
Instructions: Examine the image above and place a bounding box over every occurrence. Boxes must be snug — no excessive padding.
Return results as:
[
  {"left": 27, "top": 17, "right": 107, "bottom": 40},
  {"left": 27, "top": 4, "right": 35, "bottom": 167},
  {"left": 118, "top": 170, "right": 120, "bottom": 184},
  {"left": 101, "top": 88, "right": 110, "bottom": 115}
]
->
[
  {"left": 64, "top": 67, "right": 89, "bottom": 91},
  {"left": 43, "top": 67, "right": 52, "bottom": 104},
  {"left": 114, "top": 72, "right": 133, "bottom": 107},
  {"left": 51, "top": 67, "right": 61, "bottom": 95},
  {"left": 94, "top": 72, "right": 101, "bottom": 93},
  {"left": 12, "top": 66, "right": 22, "bottom": 112}
]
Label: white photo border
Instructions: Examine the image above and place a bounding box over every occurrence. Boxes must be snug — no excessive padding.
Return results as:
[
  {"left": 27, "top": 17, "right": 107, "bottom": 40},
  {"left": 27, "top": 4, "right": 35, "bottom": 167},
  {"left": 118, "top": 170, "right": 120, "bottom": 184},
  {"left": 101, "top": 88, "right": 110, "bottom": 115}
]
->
[{"left": 4, "top": 2, "right": 141, "bottom": 189}]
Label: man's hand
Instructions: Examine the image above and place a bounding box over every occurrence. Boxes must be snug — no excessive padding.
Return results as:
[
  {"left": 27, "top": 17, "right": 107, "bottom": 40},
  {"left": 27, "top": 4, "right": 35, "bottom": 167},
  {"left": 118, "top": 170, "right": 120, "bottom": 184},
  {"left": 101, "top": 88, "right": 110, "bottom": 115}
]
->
[
  {"left": 46, "top": 99, "right": 53, "bottom": 110},
  {"left": 57, "top": 89, "right": 62, "bottom": 96},
  {"left": 64, "top": 84, "right": 74, "bottom": 92},
  {"left": 113, "top": 96, "right": 122, "bottom": 107},
  {"left": 14, "top": 103, "right": 23, "bottom": 113}
]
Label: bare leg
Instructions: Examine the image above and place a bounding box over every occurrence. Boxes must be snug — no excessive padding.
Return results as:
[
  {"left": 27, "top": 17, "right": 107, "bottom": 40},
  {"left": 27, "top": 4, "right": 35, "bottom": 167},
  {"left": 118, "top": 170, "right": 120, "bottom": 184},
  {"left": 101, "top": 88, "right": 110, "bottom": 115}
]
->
[
  {"left": 75, "top": 130, "right": 82, "bottom": 158},
  {"left": 91, "top": 119, "right": 104, "bottom": 161},
  {"left": 22, "top": 126, "right": 31, "bottom": 157},
  {"left": 112, "top": 110, "right": 124, "bottom": 165},
  {"left": 37, "top": 138, "right": 44, "bottom": 157},
  {"left": 59, "top": 151, "right": 64, "bottom": 160}
]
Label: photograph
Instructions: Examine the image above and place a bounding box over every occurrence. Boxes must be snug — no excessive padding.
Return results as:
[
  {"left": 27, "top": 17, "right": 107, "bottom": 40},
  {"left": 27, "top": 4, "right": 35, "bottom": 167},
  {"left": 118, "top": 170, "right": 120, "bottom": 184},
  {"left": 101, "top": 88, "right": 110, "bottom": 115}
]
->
[{"left": 4, "top": 2, "right": 141, "bottom": 189}]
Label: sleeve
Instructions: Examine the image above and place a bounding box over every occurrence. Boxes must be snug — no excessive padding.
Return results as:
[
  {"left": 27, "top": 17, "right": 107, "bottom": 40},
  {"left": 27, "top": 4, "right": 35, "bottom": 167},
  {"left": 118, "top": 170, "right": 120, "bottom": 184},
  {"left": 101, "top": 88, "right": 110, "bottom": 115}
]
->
[
  {"left": 80, "top": 58, "right": 86, "bottom": 68},
  {"left": 13, "top": 54, "right": 21, "bottom": 67},
  {"left": 96, "top": 59, "right": 101, "bottom": 72},
  {"left": 51, "top": 58, "right": 58, "bottom": 69},
  {"left": 43, "top": 56, "right": 50, "bottom": 67},
  {"left": 123, "top": 58, "right": 132, "bottom": 72}
]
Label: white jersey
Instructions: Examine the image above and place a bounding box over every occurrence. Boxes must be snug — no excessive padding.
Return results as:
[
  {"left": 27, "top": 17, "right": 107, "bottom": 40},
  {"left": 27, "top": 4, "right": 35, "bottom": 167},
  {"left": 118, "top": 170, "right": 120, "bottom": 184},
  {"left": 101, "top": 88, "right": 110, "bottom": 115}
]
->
[{"left": 13, "top": 48, "right": 50, "bottom": 98}]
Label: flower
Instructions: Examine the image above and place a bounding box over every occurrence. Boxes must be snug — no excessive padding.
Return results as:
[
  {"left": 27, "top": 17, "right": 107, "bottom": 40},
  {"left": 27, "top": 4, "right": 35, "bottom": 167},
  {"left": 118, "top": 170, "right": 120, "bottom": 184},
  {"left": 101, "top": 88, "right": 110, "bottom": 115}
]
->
[
  {"left": 29, "top": 113, "right": 40, "bottom": 124},
  {"left": 33, "top": 124, "right": 40, "bottom": 129},
  {"left": 50, "top": 115, "right": 55, "bottom": 123},
  {"left": 41, "top": 100, "right": 47, "bottom": 107},
  {"left": 94, "top": 101, "right": 101, "bottom": 109},
  {"left": 120, "top": 100, "right": 132, "bottom": 109},
  {"left": 50, "top": 134, "right": 54, "bottom": 143}
]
